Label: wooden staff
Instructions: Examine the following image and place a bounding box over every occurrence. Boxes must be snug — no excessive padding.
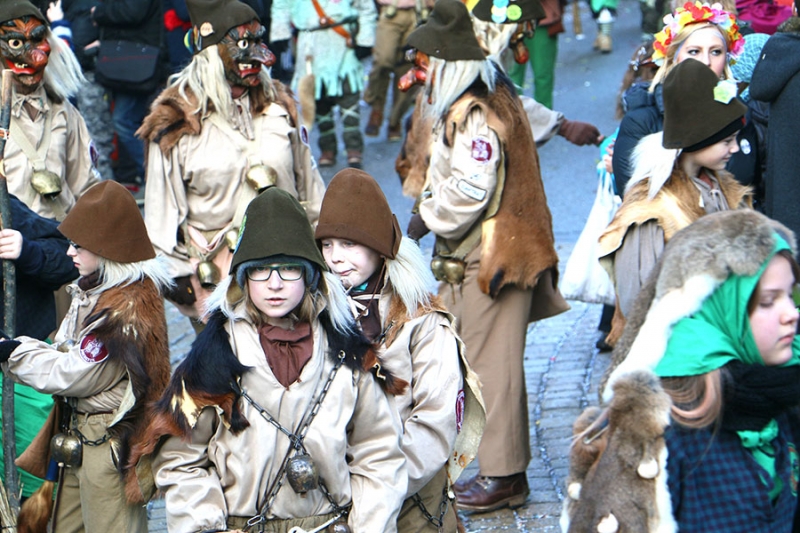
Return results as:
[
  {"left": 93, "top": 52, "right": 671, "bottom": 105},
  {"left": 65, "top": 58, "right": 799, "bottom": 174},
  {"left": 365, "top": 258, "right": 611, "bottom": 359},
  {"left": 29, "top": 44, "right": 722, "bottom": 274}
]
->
[
  {"left": 0, "top": 67, "right": 20, "bottom": 521},
  {"left": 573, "top": 0, "right": 584, "bottom": 39}
]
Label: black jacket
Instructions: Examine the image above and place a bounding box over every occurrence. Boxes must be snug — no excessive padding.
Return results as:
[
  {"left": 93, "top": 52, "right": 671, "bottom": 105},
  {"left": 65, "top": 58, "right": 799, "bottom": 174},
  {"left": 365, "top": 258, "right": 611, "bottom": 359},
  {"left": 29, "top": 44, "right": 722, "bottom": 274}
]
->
[
  {"left": 0, "top": 197, "right": 78, "bottom": 340},
  {"left": 63, "top": 0, "right": 100, "bottom": 71},
  {"left": 749, "top": 20, "right": 800, "bottom": 239}
]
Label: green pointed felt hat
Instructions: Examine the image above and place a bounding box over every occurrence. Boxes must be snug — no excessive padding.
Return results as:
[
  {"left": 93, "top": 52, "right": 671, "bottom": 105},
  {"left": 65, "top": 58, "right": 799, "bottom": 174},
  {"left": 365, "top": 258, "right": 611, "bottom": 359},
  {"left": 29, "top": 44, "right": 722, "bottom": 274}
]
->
[
  {"left": 186, "top": 0, "right": 259, "bottom": 51},
  {"left": 407, "top": 0, "right": 486, "bottom": 61},
  {"left": 0, "top": 0, "right": 45, "bottom": 25}
]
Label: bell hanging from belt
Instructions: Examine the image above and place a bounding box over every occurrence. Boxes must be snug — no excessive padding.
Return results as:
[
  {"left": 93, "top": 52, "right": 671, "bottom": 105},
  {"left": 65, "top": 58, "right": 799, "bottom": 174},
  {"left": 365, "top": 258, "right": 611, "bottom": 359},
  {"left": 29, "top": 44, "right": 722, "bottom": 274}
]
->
[
  {"left": 224, "top": 229, "right": 240, "bottom": 252},
  {"left": 430, "top": 257, "right": 445, "bottom": 282},
  {"left": 245, "top": 164, "right": 278, "bottom": 193},
  {"left": 196, "top": 260, "right": 221, "bottom": 289},
  {"left": 286, "top": 453, "right": 319, "bottom": 494},
  {"left": 330, "top": 521, "right": 352, "bottom": 533},
  {"left": 384, "top": 4, "right": 397, "bottom": 17},
  {"left": 31, "top": 169, "right": 62, "bottom": 199},
  {"left": 442, "top": 259, "right": 466, "bottom": 285},
  {"left": 50, "top": 433, "right": 82, "bottom": 468}
]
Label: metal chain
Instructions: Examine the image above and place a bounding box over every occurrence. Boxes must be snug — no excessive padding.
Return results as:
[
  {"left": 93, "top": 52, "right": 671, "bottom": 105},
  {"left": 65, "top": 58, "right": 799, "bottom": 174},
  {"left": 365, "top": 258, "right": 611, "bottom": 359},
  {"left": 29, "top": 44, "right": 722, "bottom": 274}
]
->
[
  {"left": 411, "top": 483, "right": 452, "bottom": 532},
  {"left": 236, "top": 350, "right": 347, "bottom": 529},
  {"left": 70, "top": 411, "right": 111, "bottom": 446}
]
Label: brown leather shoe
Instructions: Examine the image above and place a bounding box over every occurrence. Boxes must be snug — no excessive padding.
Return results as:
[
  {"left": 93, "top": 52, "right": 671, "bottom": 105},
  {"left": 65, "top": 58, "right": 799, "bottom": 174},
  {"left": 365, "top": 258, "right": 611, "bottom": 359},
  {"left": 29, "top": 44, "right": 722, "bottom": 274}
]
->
[
  {"left": 317, "top": 150, "right": 336, "bottom": 167},
  {"left": 346, "top": 150, "right": 362, "bottom": 169},
  {"left": 365, "top": 108, "right": 383, "bottom": 137},
  {"left": 454, "top": 472, "right": 529, "bottom": 512}
]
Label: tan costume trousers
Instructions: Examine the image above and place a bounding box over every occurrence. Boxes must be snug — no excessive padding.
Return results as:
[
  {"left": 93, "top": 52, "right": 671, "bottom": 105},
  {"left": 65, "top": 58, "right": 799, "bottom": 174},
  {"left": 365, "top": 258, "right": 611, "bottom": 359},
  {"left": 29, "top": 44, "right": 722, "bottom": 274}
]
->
[
  {"left": 227, "top": 512, "right": 340, "bottom": 532},
  {"left": 440, "top": 249, "right": 533, "bottom": 477},
  {"left": 397, "top": 466, "right": 457, "bottom": 532},
  {"left": 55, "top": 413, "right": 147, "bottom": 533},
  {"left": 363, "top": 7, "right": 420, "bottom": 127}
]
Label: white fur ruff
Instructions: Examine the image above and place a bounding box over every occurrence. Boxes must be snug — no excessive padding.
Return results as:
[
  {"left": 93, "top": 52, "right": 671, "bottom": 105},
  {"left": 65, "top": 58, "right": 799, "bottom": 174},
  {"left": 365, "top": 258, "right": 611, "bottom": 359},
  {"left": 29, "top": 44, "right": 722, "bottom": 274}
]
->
[{"left": 625, "top": 132, "right": 681, "bottom": 200}]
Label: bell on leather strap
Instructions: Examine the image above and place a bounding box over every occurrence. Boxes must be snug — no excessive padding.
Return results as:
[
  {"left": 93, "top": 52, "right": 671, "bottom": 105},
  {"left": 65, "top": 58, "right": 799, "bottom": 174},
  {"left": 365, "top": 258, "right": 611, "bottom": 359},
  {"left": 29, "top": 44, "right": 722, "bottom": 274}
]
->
[
  {"left": 196, "top": 260, "right": 221, "bottom": 289},
  {"left": 50, "top": 433, "right": 82, "bottom": 468},
  {"left": 286, "top": 453, "right": 319, "bottom": 494},
  {"left": 329, "top": 521, "right": 352, "bottom": 533},
  {"left": 442, "top": 259, "right": 466, "bottom": 285},
  {"left": 430, "top": 257, "right": 445, "bottom": 282},
  {"left": 245, "top": 164, "right": 278, "bottom": 193},
  {"left": 385, "top": 4, "right": 397, "bottom": 17},
  {"left": 420, "top": 7, "right": 430, "bottom": 21},
  {"left": 31, "top": 169, "right": 62, "bottom": 199},
  {"left": 225, "top": 229, "right": 240, "bottom": 252}
]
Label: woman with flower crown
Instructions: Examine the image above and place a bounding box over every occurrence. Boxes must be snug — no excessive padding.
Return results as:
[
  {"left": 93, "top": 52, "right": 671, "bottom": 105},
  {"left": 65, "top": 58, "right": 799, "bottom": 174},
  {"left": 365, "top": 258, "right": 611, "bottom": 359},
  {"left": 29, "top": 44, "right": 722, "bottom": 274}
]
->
[{"left": 611, "top": 1, "right": 744, "bottom": 193}]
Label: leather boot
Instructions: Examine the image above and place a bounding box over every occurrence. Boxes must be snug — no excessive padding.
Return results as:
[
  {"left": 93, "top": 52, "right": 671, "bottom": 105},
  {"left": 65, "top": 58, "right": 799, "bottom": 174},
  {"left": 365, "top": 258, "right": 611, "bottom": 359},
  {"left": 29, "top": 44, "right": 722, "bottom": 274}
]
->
[
  {"left": 454, "top": 472, "right": 529, "bottom": 512},
  {"left": 365, "top": 108, "right": 383, "bottom": 137}
]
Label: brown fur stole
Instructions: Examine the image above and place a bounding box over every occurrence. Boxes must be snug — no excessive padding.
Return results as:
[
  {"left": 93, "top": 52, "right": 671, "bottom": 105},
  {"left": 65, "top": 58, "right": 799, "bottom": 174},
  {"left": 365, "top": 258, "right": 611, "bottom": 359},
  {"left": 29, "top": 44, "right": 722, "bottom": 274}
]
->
[
  {"left": 444, "top": 77, "right": 567, "bottom": 319},
  {"left": 381, "top": 292, "right": 448, "bottom": 349},
  {"left": 130, "top": 310, "right": 407, "bottom": 464},
  {"left": 136, "top": 81, "right": 300, "bottom": 154},
  {"left": 395, "top": 92, "right": 433, "bottom": 199},
  {"left": 84, "top": 278, "right": 171, "bottom": 503}
]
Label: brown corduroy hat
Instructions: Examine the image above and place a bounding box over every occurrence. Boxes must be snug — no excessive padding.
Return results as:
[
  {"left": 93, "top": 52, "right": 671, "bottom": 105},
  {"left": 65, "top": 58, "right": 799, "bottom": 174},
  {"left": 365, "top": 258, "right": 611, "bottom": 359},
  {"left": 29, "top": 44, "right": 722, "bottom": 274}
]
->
[
  {"left": 407, "top": 0, "right": 486, "bottom": 61},
  {"left": 58, "top": 181, "right": 155, "bottom": 263},
  {"left": 186, "top": 0, "right": 259, "bottom": 52},
  {"left": 230, "top": 188, "right": 326, "bottom": 275},
  {"left": 0, "top": 0, "right": 45, "bottom": 25},
  {"left": 662, "top": 59, "right": 746, "bottom": 151},
  {"left": 472, "top": 0, "right": 546, "bottom": 24},
  {"left": 315, "top": 169, "right": 402, "bottom": 259}
]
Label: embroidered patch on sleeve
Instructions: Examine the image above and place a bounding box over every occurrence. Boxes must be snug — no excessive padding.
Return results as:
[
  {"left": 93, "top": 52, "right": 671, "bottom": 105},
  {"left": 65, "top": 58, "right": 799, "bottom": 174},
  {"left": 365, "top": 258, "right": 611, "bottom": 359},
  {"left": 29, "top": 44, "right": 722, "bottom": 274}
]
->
[
  {"left": 471, "top": 136, "right": 493, "bottom": 162},
  {"left": 457, "top": 179, "right": 487, "bottom": 201},
  {"left": 80, "top": 335, "right": 109, "bottom": 363},
  {"left": 300, "top": 125, "right": 309, "bottom": 145},
  {"left": 455, "top": 389, "right": 465, "bottom": 433},
  {"left": 88, "top": 141, "right": 98, "bottom": 166}
]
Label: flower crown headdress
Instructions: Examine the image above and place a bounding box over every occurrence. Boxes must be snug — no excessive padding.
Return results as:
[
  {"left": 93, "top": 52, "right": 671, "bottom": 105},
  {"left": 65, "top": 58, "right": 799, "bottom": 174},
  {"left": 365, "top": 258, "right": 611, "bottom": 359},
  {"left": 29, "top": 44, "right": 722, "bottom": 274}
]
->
[{"left": 652, "top": 2, "right": 744, "bottom": 65}]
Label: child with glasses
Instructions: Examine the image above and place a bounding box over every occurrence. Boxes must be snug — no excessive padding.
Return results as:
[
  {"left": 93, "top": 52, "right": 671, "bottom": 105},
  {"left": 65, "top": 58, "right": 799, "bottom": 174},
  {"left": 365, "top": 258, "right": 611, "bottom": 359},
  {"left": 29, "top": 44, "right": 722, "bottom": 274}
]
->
[{"left": 135, "top": 187, "right": 408, "bottom": 532}]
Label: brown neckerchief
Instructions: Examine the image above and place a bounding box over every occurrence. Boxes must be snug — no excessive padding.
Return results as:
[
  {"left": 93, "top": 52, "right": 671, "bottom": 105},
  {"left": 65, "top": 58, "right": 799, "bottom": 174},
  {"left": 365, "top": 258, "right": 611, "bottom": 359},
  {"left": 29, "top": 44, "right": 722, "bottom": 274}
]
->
[
  {"left": 258, "top": 321, "right": 313, "bottom": 388},
  {"left": 349, "top": 265, "right": 385, "bottom": 342},
  {"left": 78, "top": 270, "right": 101, "bottom": 291}
]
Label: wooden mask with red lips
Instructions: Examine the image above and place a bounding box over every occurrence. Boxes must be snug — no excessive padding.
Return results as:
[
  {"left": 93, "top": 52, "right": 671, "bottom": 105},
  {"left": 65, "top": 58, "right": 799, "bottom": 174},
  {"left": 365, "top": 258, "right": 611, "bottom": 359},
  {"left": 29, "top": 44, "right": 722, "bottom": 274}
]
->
[
  {"left": 217, "top": 20, "right": 275, "bottom": 88},
  {"left": 0, "top": 16, "right": 50, "bottom": 91}
]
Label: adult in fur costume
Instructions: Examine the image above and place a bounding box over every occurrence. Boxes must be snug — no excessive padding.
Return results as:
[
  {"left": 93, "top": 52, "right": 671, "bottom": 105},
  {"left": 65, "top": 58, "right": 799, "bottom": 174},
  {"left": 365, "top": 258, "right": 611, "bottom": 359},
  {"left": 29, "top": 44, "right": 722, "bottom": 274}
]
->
[
  {"left": 598, "top": 58, "right": 750, "bottom": 349},
  {"left": 395, "top": 0, "right": 602, "bottom": 199},
  {"left": 564, "top": 210, "right": 800, "bottom": 532},
  {"left": 401, "top": 0, "right": 569, "bottom": 513},
  {"left": 139, "top": 0, "right": 325, "bottom": 327},
  {"left": 133, "top": 188, "right": 408, "bottom": 533},
  {"left": 0, "top": 181, "right": 172, "bottom": 532},
  {"left": 0, "top": 0, "right": 100, "bottom": 220},
  {"left": 315, "top": 168, "right": 486, "bottom": 531}
]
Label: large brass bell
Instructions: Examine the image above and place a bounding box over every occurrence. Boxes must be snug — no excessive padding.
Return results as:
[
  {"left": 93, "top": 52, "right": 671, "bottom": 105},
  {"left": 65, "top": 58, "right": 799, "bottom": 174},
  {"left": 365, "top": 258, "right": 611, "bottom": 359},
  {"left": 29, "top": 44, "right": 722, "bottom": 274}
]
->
[
  {"left": 286, "top": 453, "right": 319, "bottom": 494},
  {"left": 430, "top": 257, "right": 446, "bottom": 282},
  {"left": 51, "top": 433, "right": 82, "bottom": 468},
  {"left": 196, "top": 260, "right": 221, "bottom": 289},
  {"left": 442, "top": 259, "right": 466, "bottom": 285},
  {"left": 31, "top": 169, "right": 62, "bottom": 199},
  {"left": 384, "top": 4, "right": 397, "bottom": 17},
  {"left": 224, "top": 229, "right": 240, "bottom": 252},
  {"left": 245, "top": 164, "right": 278, "bottom": 192}
]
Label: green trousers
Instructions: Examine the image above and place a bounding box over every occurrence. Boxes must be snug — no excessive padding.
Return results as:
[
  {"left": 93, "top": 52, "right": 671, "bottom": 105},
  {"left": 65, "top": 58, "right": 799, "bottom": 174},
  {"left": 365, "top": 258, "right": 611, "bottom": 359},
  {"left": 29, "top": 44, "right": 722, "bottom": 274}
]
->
[{"left": 507, "top": 28, "right": 559, "bottom": 110}]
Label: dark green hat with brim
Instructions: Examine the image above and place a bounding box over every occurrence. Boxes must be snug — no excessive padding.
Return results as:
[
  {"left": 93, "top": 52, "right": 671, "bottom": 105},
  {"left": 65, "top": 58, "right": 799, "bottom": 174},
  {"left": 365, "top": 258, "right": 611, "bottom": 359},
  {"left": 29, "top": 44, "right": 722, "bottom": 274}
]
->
[
  {"left": 472, "top": 0, "right": 546, "bottom": 24},
  {"left": 230, "top": 188, "right": 326, "bottom": 277},
  {"left": 662, "top": 59, "right": 746, "bottom": 151},
  {"left": 0, "top": 0, "right": 45, "bottom": 25},
  {"left": 407, "top": 0, "right": 486, "bottom": 61},
  {"left": 186, "top": 0, "right": 259, "bottom": 52}
]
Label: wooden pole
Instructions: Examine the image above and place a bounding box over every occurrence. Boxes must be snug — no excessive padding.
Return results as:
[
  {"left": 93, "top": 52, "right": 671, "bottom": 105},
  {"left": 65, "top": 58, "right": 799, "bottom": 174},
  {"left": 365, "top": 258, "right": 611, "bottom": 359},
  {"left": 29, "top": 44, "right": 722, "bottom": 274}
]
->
[{"left": 0, "top": 68, "right": 20, "bottom": 523}]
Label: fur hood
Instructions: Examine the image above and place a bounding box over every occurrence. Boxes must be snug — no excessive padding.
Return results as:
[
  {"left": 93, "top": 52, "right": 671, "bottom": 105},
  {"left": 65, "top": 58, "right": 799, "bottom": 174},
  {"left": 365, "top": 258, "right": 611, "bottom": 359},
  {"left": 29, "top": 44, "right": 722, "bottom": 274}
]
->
[{"left": 602, "top": 210, "right": 796, "bottom": 402}]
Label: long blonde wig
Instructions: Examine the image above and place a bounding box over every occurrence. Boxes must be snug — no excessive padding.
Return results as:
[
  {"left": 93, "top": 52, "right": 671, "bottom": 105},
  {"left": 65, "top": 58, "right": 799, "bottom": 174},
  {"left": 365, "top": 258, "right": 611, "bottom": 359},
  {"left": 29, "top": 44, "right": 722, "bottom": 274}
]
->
[{"left": 649, "top": 22, "right": 733, "bottom": 90}]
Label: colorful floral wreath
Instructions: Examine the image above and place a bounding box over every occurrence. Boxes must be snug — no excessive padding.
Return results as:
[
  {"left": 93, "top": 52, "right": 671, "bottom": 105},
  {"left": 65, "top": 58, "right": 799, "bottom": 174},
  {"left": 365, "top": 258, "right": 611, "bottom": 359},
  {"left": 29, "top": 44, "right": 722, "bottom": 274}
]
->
[{"left": 652, "top": 2, "right": 745, "bottom": 65}]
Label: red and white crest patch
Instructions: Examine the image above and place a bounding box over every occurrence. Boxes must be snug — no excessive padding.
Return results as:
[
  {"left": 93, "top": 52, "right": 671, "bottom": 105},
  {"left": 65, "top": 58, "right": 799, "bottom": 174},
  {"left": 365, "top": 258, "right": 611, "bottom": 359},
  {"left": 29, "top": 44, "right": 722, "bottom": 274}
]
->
[
  {"left": 455, "top": 389, "right": 465, "bottom": 433},
  {"left": 470, "top": 136, "right": 492, "bottom": 162},
  {"left": 80, "top": 335, "right": 109, "bottom": 363}
]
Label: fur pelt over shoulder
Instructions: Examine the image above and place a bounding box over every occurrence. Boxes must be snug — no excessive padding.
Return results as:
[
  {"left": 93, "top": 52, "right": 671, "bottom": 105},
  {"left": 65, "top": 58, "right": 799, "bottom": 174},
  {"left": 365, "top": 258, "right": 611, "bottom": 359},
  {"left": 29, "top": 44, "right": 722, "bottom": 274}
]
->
[
  {"left": 85, "top": 278, "right": 171, "bottom": 504},
  {"left": 602, "top": 210, "right": 797, "bottom": 402},
  {"left": 136, "top": 80, "right": 299, "bottom": 153},
  {"left": 130, "top": 310, "right": 407, "bottom": 461},
  {"left": 562, "top": 371, "right": 674, "bottom": 533}
]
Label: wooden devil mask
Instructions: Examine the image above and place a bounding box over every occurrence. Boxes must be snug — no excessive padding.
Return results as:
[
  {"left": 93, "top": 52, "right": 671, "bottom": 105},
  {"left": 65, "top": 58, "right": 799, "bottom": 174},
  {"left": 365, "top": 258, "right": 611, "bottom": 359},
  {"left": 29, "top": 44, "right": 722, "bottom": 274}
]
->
[{"left": 0, "top": 15, "right": 50, "bottom": 91}]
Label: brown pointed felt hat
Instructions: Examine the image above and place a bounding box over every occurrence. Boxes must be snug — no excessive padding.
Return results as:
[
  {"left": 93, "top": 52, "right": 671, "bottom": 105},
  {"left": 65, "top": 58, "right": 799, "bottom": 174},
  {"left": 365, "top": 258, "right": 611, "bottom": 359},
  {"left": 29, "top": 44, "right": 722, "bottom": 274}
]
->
[
  {"left": 315, "top": 169, "right": 402, "bottom": 259},
  {"left": 407, "top": 0, "right": 486, "bottom": 61},
  {"left": 0, "top": 0, "right": 45, "bottom": 25},
  {"left": 662, "top": 59, "right": 746, "bottom": 151},
  {"left": 472, "top": 0, "right": 546, "bottom": 24},
  {"left": 58, "top": 181, "right": 155, "bottom": 263},
  {"left": 186, "top": 0, "right": 259, "bottom": 51}
]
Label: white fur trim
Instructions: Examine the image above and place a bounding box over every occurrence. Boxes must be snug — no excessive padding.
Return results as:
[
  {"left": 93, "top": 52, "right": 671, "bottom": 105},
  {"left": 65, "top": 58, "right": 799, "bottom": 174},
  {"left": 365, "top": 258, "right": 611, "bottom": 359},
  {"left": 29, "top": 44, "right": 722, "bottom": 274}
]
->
[
  {"left": 603, "top": 273, "right": 719, "bottom": 403},
  {"left": 560, "top": 496, "right": 574, "bottom": 533},
  {"left": 568, "top": 482, "right": 582, "bottom": 500},
  {"left": 637, "top": 457, "right": 659, "bottom": 479},
  {"left": 597, "top": 513, "right": 619, "bottom": 533},
  {"left": 653, "top": 444, "right": 678, "bottom": 533},
  {"left": 625, "top": 132, "right": 681, "bottom": 200},
  {"left": 386, "top": 237, "right": 434, "bottom": 314}
]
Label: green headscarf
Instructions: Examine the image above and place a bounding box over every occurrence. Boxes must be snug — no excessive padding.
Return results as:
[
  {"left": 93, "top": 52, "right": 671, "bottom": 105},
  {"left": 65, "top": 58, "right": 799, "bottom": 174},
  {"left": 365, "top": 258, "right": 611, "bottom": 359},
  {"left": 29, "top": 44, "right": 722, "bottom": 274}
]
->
[{"left": 656, "top": 234, "right": 800, "bottom": 377}]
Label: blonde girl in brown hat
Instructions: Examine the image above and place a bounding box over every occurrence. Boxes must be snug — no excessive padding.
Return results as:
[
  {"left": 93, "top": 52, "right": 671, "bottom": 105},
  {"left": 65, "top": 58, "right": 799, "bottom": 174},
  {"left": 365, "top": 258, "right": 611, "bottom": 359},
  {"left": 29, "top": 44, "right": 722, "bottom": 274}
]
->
[
  {"left": 315, "top": 168, "right": 485, "bottom": 532},
  {"left": 0, "top": 180, "right": 173, "bottom": 533}
]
